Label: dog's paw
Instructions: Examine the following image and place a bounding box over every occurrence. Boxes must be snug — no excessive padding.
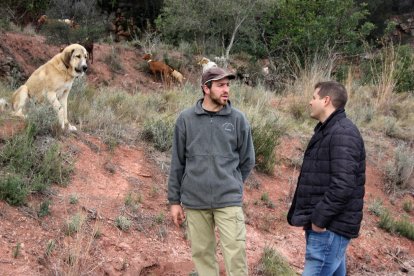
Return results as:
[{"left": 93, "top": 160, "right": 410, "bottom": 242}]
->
[{"left": 68, "top": 124, "right": 77, "bottom": 132}]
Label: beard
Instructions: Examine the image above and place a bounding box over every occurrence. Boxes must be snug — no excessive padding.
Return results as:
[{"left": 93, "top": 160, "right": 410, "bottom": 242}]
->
[{"left": 210, "top": 92, "right": 228, "bottom": 107}]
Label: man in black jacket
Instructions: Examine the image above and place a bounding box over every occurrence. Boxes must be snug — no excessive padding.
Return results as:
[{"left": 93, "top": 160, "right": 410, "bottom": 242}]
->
[{"left": 287, "top": 81, "right": 365, "bottom": 276}]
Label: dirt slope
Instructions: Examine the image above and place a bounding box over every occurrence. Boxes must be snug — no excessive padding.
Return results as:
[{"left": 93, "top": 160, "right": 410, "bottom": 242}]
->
[{"left": 0, "top": 31, "right": 413, "bottom": 275}]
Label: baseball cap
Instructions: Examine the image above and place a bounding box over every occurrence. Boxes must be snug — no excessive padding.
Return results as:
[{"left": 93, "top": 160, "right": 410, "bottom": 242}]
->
[{"left": 201, "top": 67, "right": 236, "bottom": 85}]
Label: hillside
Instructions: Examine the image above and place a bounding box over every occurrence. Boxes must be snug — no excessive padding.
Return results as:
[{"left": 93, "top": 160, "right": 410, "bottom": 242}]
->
[{"left": 0, "top": 31, "right": 413, "bottom": 275}]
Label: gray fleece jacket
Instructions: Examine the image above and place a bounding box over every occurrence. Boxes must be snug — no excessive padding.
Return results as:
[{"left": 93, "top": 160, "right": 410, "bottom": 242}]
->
[{"left": 168, "top": 99, "right": 255, "bottom": 209}]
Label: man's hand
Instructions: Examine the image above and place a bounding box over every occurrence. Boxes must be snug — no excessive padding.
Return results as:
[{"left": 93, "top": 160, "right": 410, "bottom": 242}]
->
[
  {"left": 170, "top": 204, "right": 185, "bottom": 227},
  {"left": 311, "top": 223, "right": 326, "bottom": 232}
]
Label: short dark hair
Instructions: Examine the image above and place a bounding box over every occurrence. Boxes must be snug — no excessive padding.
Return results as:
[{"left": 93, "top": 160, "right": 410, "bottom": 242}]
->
[
  {"left": 201, "top": 81, "right": 213, "bottom": 95},
  {"left": 314, "top": 81, "right": 348, "bottom": 109}
]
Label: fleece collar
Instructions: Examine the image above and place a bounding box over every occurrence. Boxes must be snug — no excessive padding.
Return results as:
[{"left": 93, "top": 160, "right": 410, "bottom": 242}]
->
[{"left": 194, "top": 98, "right": 232, "bottom": 116}]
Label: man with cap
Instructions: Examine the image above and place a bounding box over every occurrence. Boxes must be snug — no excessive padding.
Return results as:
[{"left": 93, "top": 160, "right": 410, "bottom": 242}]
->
[{"left": 168, "top": 67, "right": 255, "bottom": 275}]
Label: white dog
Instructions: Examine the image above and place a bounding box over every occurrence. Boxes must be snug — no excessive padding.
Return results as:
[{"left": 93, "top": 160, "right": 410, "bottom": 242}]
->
[
  {"left": 11, "top": 44, "right": 88, "bottom": 131},
  {"left": 198, "top": 57, "right": 218, "bottom": 73}
]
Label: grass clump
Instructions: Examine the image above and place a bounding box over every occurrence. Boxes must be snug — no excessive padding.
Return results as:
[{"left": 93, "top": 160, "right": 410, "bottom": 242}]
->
[
  {"left": 403, "top": 200, "right": 413, "bottom": 213},
  {"left": 115, "top": 216, "right": 132, "bottom": 231},
  {"left": 141, "top": 117, "right": 175, "bottom": 152},
  {"left": 256, "top": 246, "right": 296, "bottom": 276},
  {"left": 379, "top": 211, "right": 414, "bottom": 241},
  {"left": 38, "top": 200, "right": 51, "bottom": 218},
  {"left": 65, "top": 213, "right": 85, "bottom": 236},
  {"left": 69, "top": 194, "right": 79, "bottom": 205},
  {"left": 0, "top": 175, "right": 29, "bottom": 206},
  {"left": 384, "top": 142, "right": 414, "bottom": 194},
  {"left": 368, "top": 198, "right": 384, "bottom": 217}
]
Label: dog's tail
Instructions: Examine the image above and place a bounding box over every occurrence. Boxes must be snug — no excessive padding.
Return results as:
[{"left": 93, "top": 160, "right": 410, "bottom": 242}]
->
[{"left": 0, "top": 98, "right": 10, "bottom": 113}]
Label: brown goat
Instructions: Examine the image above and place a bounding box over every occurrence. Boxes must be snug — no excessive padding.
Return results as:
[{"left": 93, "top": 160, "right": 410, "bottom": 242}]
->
[
  {"left": 142, "top": 53, "right": 173, "bottom": 85},
  {"left": 81, "top": 39, "right": 94, "bottom": 64}
]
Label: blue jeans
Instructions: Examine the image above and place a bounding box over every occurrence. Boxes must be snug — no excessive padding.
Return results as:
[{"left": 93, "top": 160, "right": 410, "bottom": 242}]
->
[{"left": 302, "top": 230, "right": 350, "bottom": 276}]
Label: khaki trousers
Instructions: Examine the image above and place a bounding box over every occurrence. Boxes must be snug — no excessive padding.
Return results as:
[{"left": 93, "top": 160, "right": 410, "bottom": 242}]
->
[{"left": 186, "top": 206, "right": 247, "bottom": 276}]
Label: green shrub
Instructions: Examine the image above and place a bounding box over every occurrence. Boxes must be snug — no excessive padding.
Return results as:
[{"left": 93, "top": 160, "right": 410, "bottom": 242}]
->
[
  {"left": 65, "top": 213, "right": 84, "bottom": 236},
  {"left": 394, "top": 218, "right": 414, "bottom": 240},
  {"left": 251, "top": 115, "right": 285, "bottom": 174},
  {"left": 379, "top": 210, "right": 414, "bottom": 241},
  {"left": 69, "top": 194, "right": 79, "bottom": 205},
  {"left": 38, "top": 200, "right": 51, "bottom": 218},
  {"left": 115, "top": 216, "right": 131, "bottom": 231},
  {"left": 368, "top": 198, "right": 384, "bottom": 217},
  {"left": 394, "top": 45, "right": 414, "bottom": 93},
  {"left": 0, "top": 175, "right": 28, "bottom": 206},
  {"left": 154, "top": 212, "right": 165, "bottom": 224},
  {"left": 378, "top": 211, "right": 394, "bottom": 233},
  {"left": 257, "top": 246, "right": 296, "bottom": 276},
  {"left": 384, "top": 142, "right": 414, "bottom": 194},
  {"left": 142, "top": 117, "right": 175, "bottom": 152},
  {"left": 0, "top": 104, "right": 72, "bottom": 197},
  {"left": 403, "top": 200, "right": 413, "bottom": 213}
]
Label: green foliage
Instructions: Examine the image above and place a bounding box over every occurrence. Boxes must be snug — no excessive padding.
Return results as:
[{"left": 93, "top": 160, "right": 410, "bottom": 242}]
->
[
  {"left": 393, "top": 45, "right": 414, "bottom": 93},
  {"left": 156, "top": 0, "right": 268, "bottom": 55},
  {"left": 0, "top": 175, "right": 29, "bottom": 206},
  {"left": 45, "top": 239, "right": 56, "bottom": 257},
  {"left": 0, "top": 105, "right": 73, "bottom": 205},
  {"left": 379, "top": 211, "right": 414, "bottom": 241},
  {"left": 384, "top": 142, "right": 414, "bottom": 194},
  {"left": 368, "top": 198, "right": 383, "bottom": 216},
  {"left": 403, "top": 200, "right": 413, "bottom": 213},
  {"left": 360, "top": 44, "right": 414, "bottom": 93},
  {"left": 154, "top": 212, "right": 165, "bottom": 224},
  {"left": 250, "top": 114, "right": 286, "bottom": 175},
  {"left": 257, "top": 246, "right": 296, "bottom": 276},
  {"left": 69, "top": 194, "right": 79, "bottom": 204},
  {"left": 142, "top": 117, "right": 175, "bottom": 152},
  {"left": 65, "top": 213, "right": 84, "bottom": 236},
  {"left": 262, "top": 0, "right": 374, "bottom": 58},
  {"left": 41, "top": 0, "right": 106, "bottom": 45},
  {"left": 115, "top": 215, "right": 131, "bottom": 231},
  {"left": 13, "top": 242, "right": 21, "bottom": 258},
  {"left": 38, "top": 200, "right": 51, "bottom": 218}
]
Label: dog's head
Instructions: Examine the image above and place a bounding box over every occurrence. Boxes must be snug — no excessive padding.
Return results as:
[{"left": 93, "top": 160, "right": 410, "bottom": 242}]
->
[
  {"left": 61, "top": 44, "right": 88, "bottom": 77},
  {"left": 142, "top": 53, "right": 152, "bottom": 61},
  {"left": 197, "top": 57, "right": 210, "bottom": 65}
]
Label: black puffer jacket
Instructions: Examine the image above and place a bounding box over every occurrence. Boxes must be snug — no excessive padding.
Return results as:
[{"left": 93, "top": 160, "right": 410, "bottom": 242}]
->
[{"left": 287, "top": 108, "right": 365, "bottom": 238}]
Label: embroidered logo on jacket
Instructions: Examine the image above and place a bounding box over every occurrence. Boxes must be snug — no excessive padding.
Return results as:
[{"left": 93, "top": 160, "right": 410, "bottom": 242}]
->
[{"left": 222, "top": 122, "right": 235, "bottom": 132}]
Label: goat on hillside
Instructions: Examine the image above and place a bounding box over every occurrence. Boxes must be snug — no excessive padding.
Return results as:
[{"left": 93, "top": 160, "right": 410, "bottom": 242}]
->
[
  {"left": 81, "top": 38, "right": 94, "bottom": 64},
  {"left": 198, "top": 57, "right": 218, "bottom": 73},
  {"left": 142, "top": 53, "right": 173, "bottom": 85},
  {"left": 36, "top": 15, "right": 80, "bottom": 32},
  {"left": 171, "top": 70, "right": 185, "bottom": 85}
]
